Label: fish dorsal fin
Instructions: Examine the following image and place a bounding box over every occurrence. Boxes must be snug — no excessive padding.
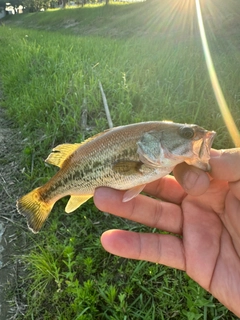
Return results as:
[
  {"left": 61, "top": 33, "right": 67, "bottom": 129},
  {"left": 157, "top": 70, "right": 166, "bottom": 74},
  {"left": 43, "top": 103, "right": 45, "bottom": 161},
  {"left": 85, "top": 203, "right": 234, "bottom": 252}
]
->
[
  {"left": 65, "top": 195, "right": 92, "bottom": 213},
  {"left": 81, "top": 129, "right": 112, "bottom": 144},
  {"left": 45, "top": 143, "right": 82, "bottom": 168},
  {"left": 45, "top": 130, "right": 113, "bottom": 168},
  {"left": 113, "top": 160, "right": 143, "bottom": 175}
]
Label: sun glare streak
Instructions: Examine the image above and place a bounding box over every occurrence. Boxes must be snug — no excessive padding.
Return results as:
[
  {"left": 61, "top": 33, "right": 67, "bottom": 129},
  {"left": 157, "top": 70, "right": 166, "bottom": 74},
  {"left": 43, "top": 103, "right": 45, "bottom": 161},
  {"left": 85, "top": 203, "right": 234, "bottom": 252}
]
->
[{"left": 195, "top": 0, "right": 240, "bottom": 147}]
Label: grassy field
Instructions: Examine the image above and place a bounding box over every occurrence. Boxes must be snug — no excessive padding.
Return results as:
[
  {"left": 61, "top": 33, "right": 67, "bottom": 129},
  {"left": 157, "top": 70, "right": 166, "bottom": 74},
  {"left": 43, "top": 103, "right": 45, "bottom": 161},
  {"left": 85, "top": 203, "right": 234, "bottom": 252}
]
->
[{"left": 0, "top": 0, "right": 240, "bottom": 319}]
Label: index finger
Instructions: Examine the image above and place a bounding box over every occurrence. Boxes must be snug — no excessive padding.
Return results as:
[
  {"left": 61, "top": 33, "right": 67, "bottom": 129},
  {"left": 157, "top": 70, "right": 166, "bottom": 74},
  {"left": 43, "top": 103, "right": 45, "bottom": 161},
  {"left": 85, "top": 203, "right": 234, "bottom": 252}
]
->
[
  {"left": 143, "top": 174, "right": 186, "bottom": 204},
  {"left": 94, "top": 187, "right": 183, "bottom": 234}
]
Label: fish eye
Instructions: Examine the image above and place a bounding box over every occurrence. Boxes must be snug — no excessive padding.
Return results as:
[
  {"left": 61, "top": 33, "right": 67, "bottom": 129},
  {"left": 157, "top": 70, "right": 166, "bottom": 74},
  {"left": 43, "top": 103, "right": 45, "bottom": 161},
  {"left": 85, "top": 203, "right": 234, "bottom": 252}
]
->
[{"left": 179, "top": 127, "right": 195, "bottom": 139}]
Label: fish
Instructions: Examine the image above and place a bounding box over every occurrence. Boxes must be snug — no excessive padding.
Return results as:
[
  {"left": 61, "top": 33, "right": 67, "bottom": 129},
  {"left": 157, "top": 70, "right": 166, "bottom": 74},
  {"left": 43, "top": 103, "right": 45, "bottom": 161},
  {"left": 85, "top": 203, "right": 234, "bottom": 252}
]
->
[{"left": 16, "top": 121, "right": 216, "bottom": 233}]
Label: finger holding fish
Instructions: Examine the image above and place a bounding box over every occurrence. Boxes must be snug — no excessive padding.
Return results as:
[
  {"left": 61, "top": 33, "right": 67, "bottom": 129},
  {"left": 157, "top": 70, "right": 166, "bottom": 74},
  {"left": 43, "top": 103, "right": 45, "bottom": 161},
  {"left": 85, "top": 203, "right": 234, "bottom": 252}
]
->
[
  {"left": 94, "top": 187, "right": 183, "bottom": 235},
  {"left": 173, "top": 163, "right": 211, "bottom": 196}
]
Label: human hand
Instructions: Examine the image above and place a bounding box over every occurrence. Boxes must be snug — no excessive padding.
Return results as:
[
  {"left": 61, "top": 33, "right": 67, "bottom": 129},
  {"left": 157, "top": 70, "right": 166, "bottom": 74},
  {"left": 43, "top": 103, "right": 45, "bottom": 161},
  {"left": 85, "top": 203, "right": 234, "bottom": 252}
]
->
[{"left": 94, "top": 149, "right": 240, "bottom": 317}]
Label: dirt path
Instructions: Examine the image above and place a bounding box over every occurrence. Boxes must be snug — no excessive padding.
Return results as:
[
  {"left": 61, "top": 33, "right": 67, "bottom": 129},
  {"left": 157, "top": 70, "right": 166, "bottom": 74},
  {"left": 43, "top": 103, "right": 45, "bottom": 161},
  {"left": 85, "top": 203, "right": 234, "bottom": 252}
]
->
[{"left": 0, "top": 106, "right": 26, "bottom": 319}]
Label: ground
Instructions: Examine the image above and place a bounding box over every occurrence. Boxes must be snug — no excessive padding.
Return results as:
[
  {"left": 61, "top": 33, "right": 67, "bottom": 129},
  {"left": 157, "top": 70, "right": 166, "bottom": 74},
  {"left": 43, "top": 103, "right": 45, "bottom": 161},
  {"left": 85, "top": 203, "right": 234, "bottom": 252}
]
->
[{"left": 0, "top": 106, "right": 26, "bottom": 319}]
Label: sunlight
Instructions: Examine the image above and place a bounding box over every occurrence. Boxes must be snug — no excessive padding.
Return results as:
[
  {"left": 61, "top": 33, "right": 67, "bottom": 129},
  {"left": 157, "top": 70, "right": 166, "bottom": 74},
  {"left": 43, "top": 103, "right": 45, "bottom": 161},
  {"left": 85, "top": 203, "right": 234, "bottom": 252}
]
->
[
  {"left": 195, "top": 0, "right": 240, "bottom": 147},
  {"left": 141, "top": 0, "right": 196, "bottom": 37}
]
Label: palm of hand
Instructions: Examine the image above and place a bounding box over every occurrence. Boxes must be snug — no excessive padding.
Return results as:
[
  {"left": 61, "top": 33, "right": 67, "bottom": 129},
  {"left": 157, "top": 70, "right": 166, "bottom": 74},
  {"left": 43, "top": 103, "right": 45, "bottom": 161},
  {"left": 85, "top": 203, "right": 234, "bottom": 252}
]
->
[
  {"left": 181, "top": 179, "right": 240, "bottom": 315},
  {"left": 94, "top": 149, "right": 240, "bottom": 317}
]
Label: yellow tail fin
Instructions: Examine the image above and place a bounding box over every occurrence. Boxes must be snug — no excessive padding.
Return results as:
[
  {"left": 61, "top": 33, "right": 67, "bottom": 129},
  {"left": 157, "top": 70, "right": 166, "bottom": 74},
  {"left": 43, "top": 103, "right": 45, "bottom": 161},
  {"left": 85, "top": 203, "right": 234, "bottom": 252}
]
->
[{"left": 16, "top": 187, "right": 54, "bottom": 233}]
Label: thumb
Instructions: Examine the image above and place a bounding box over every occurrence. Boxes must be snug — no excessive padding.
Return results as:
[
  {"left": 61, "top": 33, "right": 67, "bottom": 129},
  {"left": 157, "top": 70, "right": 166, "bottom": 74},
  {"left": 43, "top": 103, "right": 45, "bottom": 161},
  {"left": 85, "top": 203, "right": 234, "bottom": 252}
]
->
[
  {"left": 210, "top": 148, "right": 240, "bottom": 181},
  {"left": 173, "top": 163, "right": 210, "bottom": 196}
]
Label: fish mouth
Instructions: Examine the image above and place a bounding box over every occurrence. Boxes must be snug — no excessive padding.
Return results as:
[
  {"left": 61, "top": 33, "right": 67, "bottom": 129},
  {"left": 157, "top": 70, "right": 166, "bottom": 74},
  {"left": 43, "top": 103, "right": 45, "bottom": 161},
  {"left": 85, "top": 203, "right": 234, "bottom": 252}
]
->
[
  {"left": 188, "top": 130, "right": 216, "bottom": 171},
  {"left": 200, "top": 130, "right": 216, "bottom": 158},
  {"left": 206, "top": 130, "right": 216, "bottom": 148},
  {"left": 198, "top": 130, "right": 216, "bottom": 170}
]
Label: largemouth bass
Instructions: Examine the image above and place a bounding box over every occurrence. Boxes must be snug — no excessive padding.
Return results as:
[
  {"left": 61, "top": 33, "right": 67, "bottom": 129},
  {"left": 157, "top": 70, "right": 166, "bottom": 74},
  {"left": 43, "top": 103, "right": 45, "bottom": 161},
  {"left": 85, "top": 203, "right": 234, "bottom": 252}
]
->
[{"left": 17, "top": 121, "right": 216, "bottom": 233}]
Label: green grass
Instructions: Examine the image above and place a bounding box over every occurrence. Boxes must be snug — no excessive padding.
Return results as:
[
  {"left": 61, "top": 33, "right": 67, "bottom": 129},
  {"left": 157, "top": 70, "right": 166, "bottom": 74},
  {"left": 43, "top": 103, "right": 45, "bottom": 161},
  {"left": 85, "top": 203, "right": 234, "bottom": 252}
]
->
[{"left": 0, "top": 0, "right": 240, "bottom": 319}]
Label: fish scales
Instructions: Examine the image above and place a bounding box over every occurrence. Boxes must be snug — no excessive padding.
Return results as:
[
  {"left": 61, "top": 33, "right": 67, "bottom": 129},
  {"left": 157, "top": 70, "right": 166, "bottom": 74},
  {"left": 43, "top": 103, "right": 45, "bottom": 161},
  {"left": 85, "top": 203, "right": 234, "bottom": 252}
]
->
[
  {"left": 16, "top": 121, "right": 216, "bottom": 233},
  {"left": 41, "top": 122, "right": 162, "bottom": 201}
]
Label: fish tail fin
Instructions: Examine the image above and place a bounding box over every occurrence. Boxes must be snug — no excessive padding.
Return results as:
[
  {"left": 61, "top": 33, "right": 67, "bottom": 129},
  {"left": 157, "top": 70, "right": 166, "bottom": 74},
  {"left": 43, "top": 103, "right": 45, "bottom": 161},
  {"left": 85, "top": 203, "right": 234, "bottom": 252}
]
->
[{"left": 16, "top": 187, "right": 54, "bottom": 233}]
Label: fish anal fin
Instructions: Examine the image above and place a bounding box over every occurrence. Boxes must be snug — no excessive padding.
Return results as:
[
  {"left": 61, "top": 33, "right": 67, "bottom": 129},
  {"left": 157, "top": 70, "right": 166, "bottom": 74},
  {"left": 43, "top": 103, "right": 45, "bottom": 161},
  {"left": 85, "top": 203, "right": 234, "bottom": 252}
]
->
[
  {"left": 113, "top": 161, "right": 143, "bottom": 175},
  {"left": 65, "top": 195, "right": 92, "bottom": 213},
  {"left": 122, "top": 184, "right": 146, "bottom": 202},
  {"left": 45, "top": 143, "right": 81, "bottom": 168}
]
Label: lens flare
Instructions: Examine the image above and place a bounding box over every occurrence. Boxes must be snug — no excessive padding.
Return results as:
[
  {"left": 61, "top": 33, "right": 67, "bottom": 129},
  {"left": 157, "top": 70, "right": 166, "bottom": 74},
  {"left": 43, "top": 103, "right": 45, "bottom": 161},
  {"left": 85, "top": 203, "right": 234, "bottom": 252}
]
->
[{"left": 195, "top": 0, "right": 240, "bottom": 147}]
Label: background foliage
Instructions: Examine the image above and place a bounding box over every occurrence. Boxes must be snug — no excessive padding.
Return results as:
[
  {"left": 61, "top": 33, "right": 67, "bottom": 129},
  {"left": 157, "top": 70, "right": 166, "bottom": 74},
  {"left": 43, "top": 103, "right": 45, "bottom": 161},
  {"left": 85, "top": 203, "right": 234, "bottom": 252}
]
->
[{"left": 0, "top": 1, "right": 240, "bottom": 319}]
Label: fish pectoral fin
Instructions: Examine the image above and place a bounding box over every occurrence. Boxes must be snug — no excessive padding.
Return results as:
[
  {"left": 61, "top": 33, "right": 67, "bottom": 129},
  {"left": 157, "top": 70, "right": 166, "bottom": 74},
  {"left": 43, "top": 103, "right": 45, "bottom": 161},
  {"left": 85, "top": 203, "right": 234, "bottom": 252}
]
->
[
  {"left": 113, "top": 160, "right": 143, "bottom": 175},
  {"left": 65, "top": 195, "right": 92, "bottom": 213},
  {"left": 122, "top": 184, "right": 146, "bottom": 202},
  {"left": 45, "top": 143, "right": 82, "bottom": 168}
]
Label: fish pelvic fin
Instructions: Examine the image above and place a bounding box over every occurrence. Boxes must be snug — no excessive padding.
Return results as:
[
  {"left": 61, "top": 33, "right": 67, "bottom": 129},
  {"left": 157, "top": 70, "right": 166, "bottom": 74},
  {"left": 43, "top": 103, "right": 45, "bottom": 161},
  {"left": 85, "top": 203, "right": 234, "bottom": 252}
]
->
[
  {"left": 65, "top": 195, "right": 92, "bottom": 213},
  {"left": 16, "top": 187, "right": 54, "bottom": 233},
  {"left": 122, "top": 184, "right": 146, "bottom": 202}
]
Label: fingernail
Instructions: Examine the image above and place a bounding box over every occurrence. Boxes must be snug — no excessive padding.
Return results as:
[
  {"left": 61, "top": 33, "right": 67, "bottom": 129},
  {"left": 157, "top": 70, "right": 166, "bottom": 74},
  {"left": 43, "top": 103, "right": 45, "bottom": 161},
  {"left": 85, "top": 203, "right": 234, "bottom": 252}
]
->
[
  {"left": 184, "top": 170, "right": 199, "bottom": 191},
  {"left": 94, "top": 187, "right": 110, "bottom": 200},
  {"left": 210, "top": 149, "right": 223, "bottom": 158}
]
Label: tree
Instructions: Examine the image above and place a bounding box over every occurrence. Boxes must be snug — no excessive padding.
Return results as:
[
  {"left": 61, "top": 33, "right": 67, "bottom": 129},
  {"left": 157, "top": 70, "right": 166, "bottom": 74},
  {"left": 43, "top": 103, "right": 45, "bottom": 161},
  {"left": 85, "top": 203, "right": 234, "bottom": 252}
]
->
[{"left": 23, "top": 0, "right": 50, "bottom": 11}]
